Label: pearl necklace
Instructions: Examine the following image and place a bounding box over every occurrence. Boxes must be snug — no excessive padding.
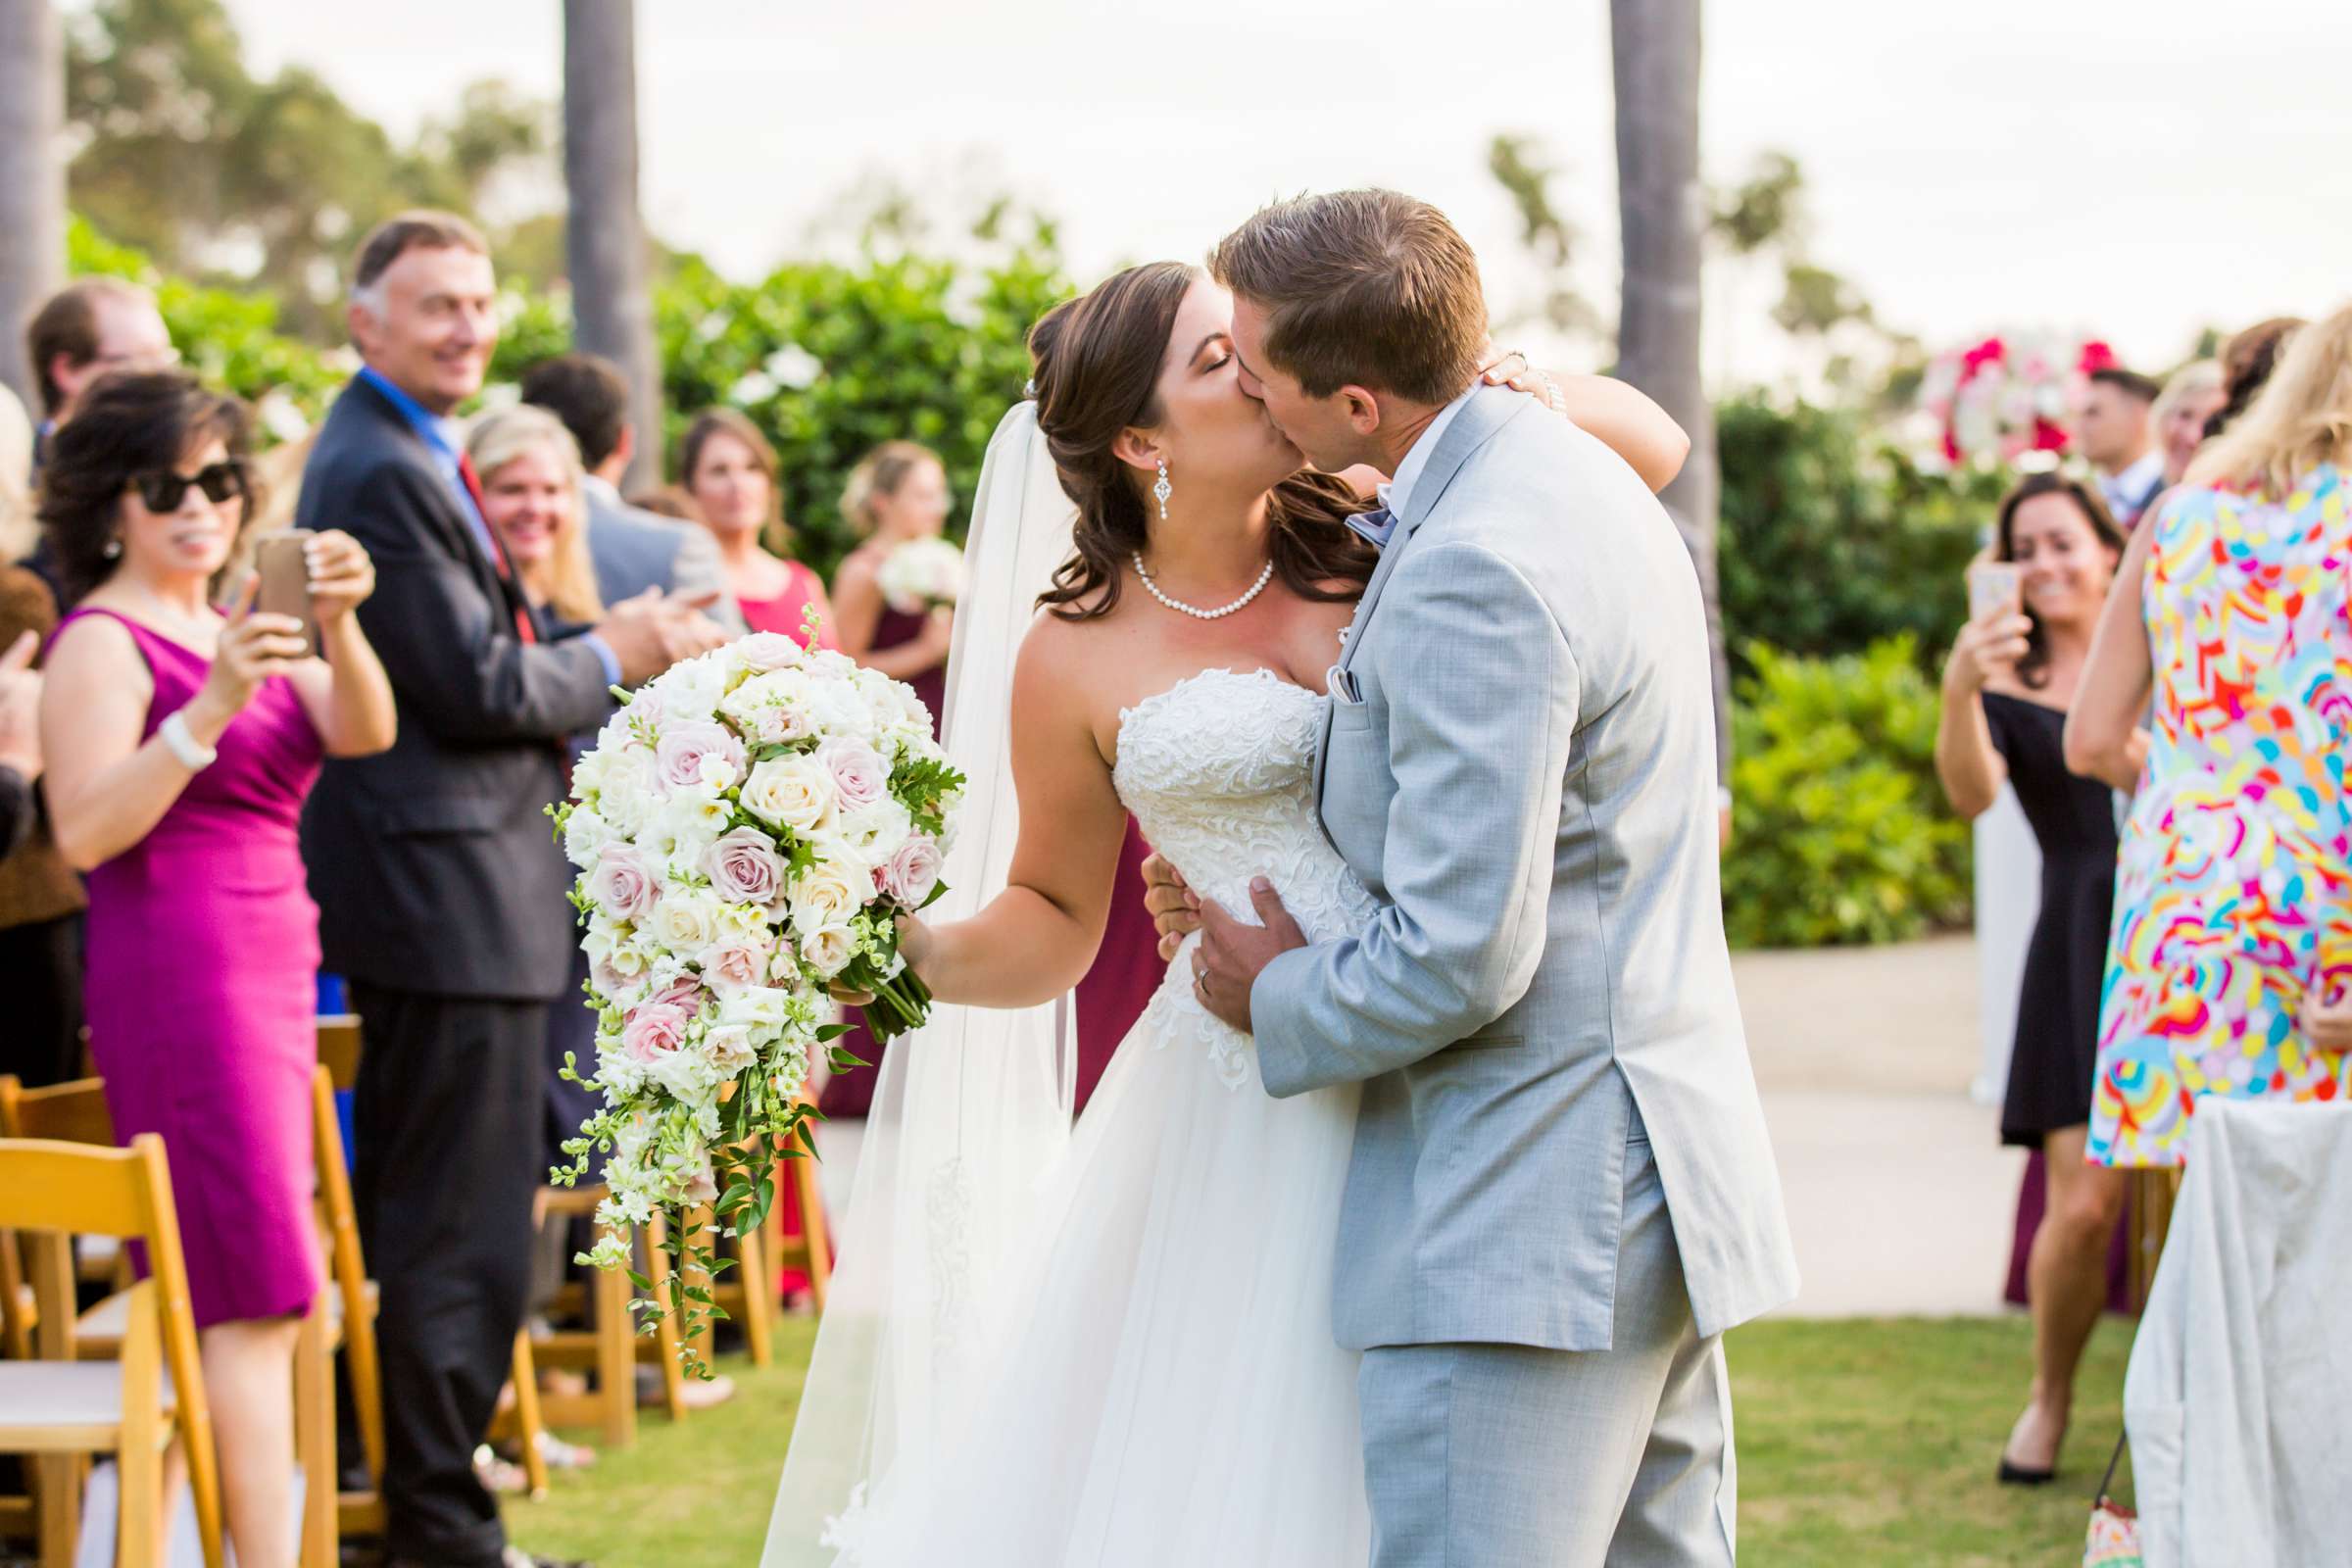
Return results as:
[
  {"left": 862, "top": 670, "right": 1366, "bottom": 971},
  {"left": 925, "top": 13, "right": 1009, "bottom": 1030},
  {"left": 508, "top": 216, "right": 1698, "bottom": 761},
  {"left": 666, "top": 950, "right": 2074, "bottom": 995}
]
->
[{"left": 1132, "top": 552, "right": 1274, "bottom": 620}]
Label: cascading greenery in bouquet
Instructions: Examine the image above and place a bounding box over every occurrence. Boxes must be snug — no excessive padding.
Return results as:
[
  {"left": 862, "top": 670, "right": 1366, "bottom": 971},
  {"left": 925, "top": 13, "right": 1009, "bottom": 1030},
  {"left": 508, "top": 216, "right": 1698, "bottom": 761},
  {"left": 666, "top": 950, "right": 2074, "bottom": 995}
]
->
[{"left": 548, "top": 628, "right": 963, "bottom": 1369}]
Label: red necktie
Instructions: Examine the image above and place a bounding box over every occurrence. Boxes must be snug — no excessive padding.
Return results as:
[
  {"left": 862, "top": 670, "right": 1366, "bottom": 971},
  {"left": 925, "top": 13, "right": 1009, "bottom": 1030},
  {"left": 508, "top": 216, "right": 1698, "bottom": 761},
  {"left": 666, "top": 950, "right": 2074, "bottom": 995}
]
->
[{"left": 456, "top": 452, "right": 538, "bottom": 645}]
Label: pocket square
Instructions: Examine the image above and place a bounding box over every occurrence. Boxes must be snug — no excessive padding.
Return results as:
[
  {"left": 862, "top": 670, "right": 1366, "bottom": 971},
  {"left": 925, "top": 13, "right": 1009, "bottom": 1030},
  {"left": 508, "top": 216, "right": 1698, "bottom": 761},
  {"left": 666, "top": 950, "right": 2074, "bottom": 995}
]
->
[{"left": 1326, "top": 664, "right": 1364, "bottom": 705}]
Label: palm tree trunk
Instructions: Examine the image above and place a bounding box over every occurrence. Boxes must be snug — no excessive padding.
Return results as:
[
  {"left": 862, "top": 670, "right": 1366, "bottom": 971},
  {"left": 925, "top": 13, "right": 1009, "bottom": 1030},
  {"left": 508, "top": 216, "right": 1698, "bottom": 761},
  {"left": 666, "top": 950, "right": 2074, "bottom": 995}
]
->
[
  {"left": 1611, "top": 0, "right": 1731, "bottom": 792},
  {"left": 563, "top": 0, "right": 662, "bottom": 493},
  {"left": 0, "top": 0, "right": 65, "bottom": 415}
]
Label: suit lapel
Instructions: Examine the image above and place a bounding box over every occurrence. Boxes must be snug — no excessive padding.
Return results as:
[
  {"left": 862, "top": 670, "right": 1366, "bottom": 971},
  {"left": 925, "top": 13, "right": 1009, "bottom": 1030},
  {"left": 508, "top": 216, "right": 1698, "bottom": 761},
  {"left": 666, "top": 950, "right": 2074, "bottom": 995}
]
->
[
  {"left": 1312, "top": 384, "right": 1533, "bottom": 821},
  {"left": 343, "top": 375, "right": 526, "bottom": 626}
]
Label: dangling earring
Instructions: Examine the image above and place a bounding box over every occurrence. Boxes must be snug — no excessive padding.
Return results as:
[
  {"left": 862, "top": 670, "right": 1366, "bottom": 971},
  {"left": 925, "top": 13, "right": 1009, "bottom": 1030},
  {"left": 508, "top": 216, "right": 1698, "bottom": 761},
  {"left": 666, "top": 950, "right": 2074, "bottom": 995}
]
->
[
  {"left": 103, "top": 535, "right": 122, "bottom": 560},
  {"left": 1153, "top": 458, "right": 1172, "bottom": 523}
]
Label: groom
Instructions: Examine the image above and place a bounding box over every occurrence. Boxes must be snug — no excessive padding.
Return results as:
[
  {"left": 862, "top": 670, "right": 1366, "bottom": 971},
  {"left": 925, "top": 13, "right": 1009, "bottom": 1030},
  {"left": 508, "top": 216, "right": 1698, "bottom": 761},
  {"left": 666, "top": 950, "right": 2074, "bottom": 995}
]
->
[{"left": 1174, "top": 191, "right": 1798, "bottom": 1564}]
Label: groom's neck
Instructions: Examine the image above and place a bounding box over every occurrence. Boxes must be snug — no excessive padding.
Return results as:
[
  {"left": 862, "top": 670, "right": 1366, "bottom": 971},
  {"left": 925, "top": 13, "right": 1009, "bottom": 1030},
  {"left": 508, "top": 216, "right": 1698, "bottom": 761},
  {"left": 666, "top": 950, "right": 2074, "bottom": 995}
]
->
[{"left": 1367, "top": 395, "right": 1447, "bottom": 477}]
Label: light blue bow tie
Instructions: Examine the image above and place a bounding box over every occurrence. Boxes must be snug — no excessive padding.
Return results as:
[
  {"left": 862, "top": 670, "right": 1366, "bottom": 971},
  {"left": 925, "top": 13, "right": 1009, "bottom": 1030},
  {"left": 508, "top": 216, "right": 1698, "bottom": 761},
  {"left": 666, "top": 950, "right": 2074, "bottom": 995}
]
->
[{"left": 1345, "top": 507, "right": 1396, "bottom": 549}]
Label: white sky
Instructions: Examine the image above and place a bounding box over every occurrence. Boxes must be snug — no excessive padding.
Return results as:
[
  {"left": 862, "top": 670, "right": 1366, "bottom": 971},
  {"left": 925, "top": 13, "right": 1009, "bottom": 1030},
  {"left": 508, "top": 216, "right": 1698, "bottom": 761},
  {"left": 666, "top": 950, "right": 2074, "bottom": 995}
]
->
[{"left": 210, "top": 0, "right": 2352, "bottom": 384}]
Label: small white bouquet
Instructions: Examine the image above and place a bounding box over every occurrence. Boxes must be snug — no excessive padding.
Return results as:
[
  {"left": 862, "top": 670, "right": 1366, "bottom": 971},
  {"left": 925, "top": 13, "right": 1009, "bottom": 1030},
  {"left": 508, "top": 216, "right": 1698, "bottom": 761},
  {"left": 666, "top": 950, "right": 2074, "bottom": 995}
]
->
[
  {"left": 875, "top": 535, "right": 965, "bottom": 614},
  {"left": 548, "top": 628, "right": 963, "bottom": 1366}
]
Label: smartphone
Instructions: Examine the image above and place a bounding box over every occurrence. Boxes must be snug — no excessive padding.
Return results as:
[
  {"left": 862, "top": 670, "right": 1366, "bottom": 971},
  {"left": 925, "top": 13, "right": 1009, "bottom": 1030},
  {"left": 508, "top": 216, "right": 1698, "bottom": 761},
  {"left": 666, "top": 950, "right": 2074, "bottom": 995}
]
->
[
  {"left": 253, "top": 532, "right": 319, "bottom": 658},
  {"left": 1966, "top": 562, "right": 2024, "bottom": 622}
]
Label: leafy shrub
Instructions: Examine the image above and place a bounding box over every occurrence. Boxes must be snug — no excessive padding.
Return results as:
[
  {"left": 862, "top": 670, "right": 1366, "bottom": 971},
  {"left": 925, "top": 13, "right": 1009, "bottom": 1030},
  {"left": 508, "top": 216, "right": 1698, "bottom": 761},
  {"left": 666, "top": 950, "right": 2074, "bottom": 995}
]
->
[
  {"left": 1716, "top": 394, "right": 2001, "bottom": 675},
  {"left": 1721, "top": 635, "right": 1971, "bottom": 948},
  {"left": 69, "top": 216, "right": 346, "bottom": 431}
]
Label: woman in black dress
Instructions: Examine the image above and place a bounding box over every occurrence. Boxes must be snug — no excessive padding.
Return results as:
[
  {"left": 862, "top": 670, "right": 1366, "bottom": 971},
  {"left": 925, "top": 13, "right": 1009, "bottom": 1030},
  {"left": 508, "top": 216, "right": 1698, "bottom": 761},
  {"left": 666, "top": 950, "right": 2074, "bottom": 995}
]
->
[{"left": 1936, "top": 472, "right": 2134, "bottom": 1485}]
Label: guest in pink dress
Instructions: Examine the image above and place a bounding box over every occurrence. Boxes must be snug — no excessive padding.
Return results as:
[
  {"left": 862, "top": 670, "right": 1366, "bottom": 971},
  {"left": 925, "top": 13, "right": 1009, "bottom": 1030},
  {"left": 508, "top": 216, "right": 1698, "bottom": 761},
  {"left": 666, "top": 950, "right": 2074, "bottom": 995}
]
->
[
  {"left": 680, "top": 408, "right": 838, "bottom": 648},
  {"left": 38, "top": 370, "right": 396, "bottom": 1568}
]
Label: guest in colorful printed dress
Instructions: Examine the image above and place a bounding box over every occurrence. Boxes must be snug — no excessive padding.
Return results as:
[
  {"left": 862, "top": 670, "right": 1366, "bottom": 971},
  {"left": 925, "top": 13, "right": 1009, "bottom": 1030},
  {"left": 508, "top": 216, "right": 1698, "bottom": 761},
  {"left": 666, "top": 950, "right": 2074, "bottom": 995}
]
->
[
  {"left": 681, "top": 409, "right": 838, "bottom": 649},
  {"left": 37, "top": 370, "right": 396, "bottom": 1568},
  {"left": 2069, "top": 305, "right": 2352, "bottom": 1168},
  {"left": 1936, "top": 473, "right": 2134, "bottom": 1486}
]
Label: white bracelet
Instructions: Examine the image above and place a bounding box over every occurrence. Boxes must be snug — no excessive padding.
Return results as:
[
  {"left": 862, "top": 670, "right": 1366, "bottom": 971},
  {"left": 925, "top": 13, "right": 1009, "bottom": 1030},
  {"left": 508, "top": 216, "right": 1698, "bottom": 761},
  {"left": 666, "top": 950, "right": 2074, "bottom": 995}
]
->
[{"left": 160, "top": 710, "right": 219, "bottom": 771}]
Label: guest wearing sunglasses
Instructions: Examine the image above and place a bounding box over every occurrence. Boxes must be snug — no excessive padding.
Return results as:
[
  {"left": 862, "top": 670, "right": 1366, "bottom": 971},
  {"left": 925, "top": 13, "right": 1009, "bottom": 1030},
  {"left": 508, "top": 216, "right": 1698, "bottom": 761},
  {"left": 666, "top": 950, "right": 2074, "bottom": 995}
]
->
[{"left": 36, "top": 369, "right": 394, "bottom": 1568}]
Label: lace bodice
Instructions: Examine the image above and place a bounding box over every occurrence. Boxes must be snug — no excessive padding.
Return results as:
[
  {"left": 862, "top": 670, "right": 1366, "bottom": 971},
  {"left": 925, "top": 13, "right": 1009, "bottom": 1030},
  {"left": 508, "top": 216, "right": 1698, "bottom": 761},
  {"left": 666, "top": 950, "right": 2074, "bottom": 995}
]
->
[{"left": 1113, "top": 667, "right": 1377, "bottom": 1089}]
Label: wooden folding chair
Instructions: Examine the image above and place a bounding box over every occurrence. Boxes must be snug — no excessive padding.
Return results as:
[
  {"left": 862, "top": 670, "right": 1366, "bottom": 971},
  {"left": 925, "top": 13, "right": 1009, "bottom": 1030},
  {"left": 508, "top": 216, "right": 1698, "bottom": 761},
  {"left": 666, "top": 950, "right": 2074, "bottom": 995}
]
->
[
  {"left": 0, "top": 1075, "right": 338, "bottom": 1567},
  {"left": 759, "top": 1101, "right": 835, "bottom": 1316},
  {"left": 527, "top": 1187, "right": 688, "bottom": 1440},
  {"left": 314, "top": 1018, "right": 550, "bottom": 1505},
  {"left": 0, "top": 1135, "right": 225, "bottom": 1568}
]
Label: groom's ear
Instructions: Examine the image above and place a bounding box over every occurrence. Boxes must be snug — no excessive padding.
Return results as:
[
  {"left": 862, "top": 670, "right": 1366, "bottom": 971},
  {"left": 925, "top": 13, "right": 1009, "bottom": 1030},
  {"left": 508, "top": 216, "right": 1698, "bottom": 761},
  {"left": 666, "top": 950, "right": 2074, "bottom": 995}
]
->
[
  {"left": 1341, "top": 386, "right": 1384, "bottom": 437},
  {"left": 1109, "top": 428, "right": 1161, "bottom": 474}
]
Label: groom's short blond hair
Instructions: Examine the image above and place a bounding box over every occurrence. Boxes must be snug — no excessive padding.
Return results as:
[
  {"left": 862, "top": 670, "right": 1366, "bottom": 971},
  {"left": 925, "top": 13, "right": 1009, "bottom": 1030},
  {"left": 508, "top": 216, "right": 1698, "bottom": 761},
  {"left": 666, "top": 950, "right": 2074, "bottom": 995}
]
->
[{"left": 1209, "top": 190, "right": 1488, "bottom": 407}]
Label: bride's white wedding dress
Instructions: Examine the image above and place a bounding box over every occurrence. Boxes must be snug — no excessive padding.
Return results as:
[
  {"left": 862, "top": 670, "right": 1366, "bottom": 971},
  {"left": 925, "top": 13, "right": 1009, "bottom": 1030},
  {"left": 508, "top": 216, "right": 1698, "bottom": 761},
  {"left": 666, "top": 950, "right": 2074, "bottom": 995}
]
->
[{"left": 800, "top": 665, "right": 1377, "bottom": 1565}]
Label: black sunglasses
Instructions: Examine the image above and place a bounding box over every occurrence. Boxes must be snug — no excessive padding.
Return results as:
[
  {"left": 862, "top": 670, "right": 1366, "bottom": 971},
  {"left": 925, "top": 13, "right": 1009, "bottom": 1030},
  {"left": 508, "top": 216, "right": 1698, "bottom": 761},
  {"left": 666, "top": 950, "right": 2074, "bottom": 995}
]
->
[{"left": 131, "top": 461, "right": 248, "bottom": 514}]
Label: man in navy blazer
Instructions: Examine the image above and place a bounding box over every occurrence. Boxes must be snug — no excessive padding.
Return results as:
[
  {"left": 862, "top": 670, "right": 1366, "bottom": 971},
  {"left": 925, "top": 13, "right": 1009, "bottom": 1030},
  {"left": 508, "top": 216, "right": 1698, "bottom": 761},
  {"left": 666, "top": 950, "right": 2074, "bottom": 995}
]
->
[{"left": 298, "top": 213, "right": 718, "bottom": 1568}]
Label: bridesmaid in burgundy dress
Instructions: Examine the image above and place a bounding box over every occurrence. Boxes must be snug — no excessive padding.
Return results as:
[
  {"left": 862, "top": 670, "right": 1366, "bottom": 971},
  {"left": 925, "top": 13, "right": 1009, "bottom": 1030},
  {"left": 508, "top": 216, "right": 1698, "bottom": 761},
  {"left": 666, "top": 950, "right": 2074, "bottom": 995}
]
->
[
  {"left": 38, "top": 371, "right": 395, "bottom": 1568},
  {"left": 681, "top": 408, "right": 840, "bottom": 649}
]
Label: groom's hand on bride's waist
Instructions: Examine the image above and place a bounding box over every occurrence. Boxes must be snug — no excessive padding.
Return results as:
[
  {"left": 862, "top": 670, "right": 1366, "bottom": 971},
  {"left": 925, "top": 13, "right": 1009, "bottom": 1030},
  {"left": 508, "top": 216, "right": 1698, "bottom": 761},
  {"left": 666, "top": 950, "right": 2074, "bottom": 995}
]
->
[
  {"left": 1192, "top": 877, "right": 1306, "bottom": 1032},
  {"left": 1142, "top": 851, "right": 1202, "bottom": 961}
]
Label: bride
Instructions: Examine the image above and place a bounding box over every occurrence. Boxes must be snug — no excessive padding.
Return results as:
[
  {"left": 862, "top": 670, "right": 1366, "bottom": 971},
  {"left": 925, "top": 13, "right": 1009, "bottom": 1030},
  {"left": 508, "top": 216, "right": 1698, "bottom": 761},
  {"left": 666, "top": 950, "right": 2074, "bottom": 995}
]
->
[{"left": 761, "top": 261, "right": 1687, "bottom": 1565}]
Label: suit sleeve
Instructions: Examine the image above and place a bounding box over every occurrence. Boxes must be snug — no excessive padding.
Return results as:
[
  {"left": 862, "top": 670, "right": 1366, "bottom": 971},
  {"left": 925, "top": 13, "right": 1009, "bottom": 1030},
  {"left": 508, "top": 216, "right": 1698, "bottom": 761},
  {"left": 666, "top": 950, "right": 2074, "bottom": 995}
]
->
[
  {"left": 0, "top": 765, "right": 31, "bottom": 858},
  {"left": 669, "top": 522, "right": 747, "bottom": 634},
  {"left": 1250, "top": 540, "right": 1580, "bottom": 1097},
  {"left": 327, "top": 463, "right": 615, "bottom": 744}
]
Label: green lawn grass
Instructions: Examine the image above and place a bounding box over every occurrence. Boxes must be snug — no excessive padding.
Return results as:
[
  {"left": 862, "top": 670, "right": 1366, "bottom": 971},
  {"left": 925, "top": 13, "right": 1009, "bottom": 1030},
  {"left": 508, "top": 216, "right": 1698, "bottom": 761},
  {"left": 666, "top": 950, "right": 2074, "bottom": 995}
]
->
[{"left": 506, "top": 1314, "right": 2132, "bottom": 1567}]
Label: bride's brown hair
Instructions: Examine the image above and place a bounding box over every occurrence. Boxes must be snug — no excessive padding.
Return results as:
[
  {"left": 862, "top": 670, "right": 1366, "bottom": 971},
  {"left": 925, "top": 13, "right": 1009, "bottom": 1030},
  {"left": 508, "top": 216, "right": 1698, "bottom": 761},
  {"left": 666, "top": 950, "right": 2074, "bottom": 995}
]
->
[{"left": 1028, "top": 261, "right": 1378, "bottom": 620}]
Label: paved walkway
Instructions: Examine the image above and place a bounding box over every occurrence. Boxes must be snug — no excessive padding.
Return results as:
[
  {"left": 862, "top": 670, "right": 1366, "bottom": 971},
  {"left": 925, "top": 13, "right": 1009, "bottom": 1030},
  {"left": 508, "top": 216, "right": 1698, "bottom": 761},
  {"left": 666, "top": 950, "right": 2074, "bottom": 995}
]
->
[{"left": 1737, "top": 934, "right": 2024, "bottom": 1318}]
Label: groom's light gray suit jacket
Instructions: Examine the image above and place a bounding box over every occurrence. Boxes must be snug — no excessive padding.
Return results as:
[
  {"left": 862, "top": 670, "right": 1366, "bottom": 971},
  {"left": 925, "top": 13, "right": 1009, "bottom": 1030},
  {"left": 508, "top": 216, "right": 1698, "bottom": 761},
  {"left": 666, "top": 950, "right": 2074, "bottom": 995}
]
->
[{"left": 1252, "top": 384, "right": 1799, "bottom": 1354}]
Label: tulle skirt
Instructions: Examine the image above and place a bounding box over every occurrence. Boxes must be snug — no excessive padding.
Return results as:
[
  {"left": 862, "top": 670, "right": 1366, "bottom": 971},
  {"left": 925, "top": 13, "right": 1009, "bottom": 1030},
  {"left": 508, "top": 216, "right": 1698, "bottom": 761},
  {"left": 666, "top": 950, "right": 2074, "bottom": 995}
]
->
[{"left": 805, "top": 974, "right": 1370, "bottom": 1566}]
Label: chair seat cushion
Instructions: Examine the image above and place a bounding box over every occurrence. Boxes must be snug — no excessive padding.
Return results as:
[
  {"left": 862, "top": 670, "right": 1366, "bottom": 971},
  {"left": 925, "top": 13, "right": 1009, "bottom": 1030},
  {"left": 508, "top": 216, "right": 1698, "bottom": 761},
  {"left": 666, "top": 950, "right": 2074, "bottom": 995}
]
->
[{"left": 0, "top": 1361, "right": 174, "bottom": 1449}]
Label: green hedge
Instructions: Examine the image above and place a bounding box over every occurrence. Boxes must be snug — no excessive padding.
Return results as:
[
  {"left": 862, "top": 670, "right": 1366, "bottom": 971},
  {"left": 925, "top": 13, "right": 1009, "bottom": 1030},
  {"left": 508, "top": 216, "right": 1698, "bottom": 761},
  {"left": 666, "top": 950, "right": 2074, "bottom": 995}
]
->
[
  {"left": 1721, "top": 636, "right": 1971, "bottom": 948},
  {"left": 489, "top": 238, "right": 1069, "bottom": 579},
  {"left": 1717, "top": 393, "right": 2001, "bottom": 675}
]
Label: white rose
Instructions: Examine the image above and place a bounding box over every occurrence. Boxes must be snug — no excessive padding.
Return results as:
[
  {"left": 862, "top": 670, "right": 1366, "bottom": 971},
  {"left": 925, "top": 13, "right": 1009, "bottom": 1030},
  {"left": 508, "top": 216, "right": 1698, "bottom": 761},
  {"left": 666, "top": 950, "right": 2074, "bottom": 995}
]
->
[
  {"left": 596, "top": 754, "right": 660, "bottom": 839},
  {"left": 653, "top": 652, "right": 727, "bottom": 721},
  {"left": 839, "top": 796, "right": 913, "bottom": 863},
  {"left": 741, "top": 754, "right": 836, "bottom": 834},
  {"left": 788, "top": 860, "right": 863, "bottom": 934},
  {"left": 704, "top": 1023, "right": 760, "bottom": 1073},
  {"left": 650, "top": 887, "right": 726, "bottom": 954},
  {"left": 563, "top": 806, "right": 615, "bottom": 868},
  {"left": 734, "top": 632, "right": 805, "bottom": 672},
  {"left": 799, "top": 923, "right": 858, "bottom": 978}
]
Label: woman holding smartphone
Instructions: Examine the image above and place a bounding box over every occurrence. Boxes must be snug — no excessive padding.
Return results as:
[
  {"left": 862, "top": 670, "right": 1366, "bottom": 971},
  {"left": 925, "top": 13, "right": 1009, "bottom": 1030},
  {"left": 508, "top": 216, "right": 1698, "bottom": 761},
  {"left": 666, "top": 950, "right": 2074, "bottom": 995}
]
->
[
  {"left": 1935, "top": 472, "right": 2135, "bottom": 1487},
  {"left": 37, "top": 370, "right": 395, "bottom": 1568}
]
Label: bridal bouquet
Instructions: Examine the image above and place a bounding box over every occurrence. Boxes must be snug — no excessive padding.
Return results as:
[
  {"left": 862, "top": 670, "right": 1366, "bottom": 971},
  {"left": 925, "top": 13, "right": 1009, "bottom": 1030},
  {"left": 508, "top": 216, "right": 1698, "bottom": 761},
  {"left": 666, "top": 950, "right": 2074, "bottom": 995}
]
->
[
  {"left": 548, "top": 629, "right": 964, "bottom": 1366},
  {"left": 876, "top": 535, "right": 965, "bottom": 613}
]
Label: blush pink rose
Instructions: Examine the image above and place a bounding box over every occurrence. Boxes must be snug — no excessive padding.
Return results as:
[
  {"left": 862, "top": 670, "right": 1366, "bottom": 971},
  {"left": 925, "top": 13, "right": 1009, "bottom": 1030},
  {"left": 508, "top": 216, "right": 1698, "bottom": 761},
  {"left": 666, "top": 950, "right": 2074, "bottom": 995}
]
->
[
  {"left": 703, "top": 826, "right": 785, "bottom": 906},
  {"left": 619, "top": 1003, "right": 689, "bottom": 1064},
  {"left": 699, "top": 941, "right": 768, "bottom": 994},
  {"left": 880, "top": 834, "right": 944, "bottom": 907},
  {"left": 819, "top": 738, "right": 890, "bottom": 810},
  {"left": 588, "top": 845, "right": 660, "bottom": 923},
  {"left": 652, "top": 976, "right": 708, "bottom": 1016},
  {"left": 656, "top": 720, "right": 746, "bottom": 793},
  {"left": 735, "top": 632, "right": 803, "bottom": 671}
]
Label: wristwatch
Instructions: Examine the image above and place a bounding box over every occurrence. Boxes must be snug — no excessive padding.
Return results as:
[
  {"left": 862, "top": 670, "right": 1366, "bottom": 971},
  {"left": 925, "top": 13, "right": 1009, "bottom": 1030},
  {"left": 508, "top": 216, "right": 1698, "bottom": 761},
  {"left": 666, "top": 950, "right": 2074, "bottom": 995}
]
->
[{"left": 160, "top": 710, "right": 219, "bottom": 771}]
